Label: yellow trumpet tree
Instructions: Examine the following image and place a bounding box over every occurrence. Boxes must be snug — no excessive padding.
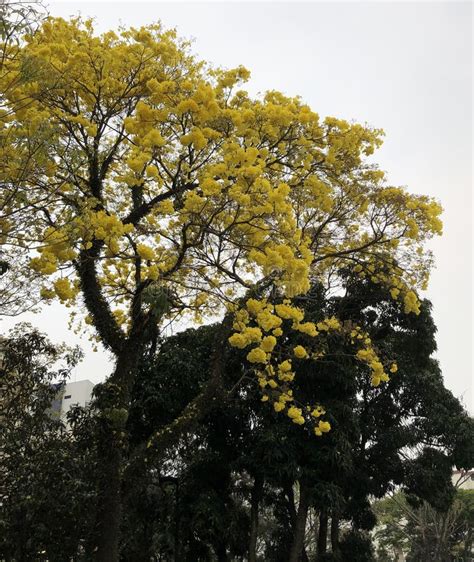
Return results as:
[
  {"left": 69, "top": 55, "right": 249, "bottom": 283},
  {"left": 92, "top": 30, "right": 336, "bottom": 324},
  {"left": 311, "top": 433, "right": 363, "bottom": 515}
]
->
[{"left": 0, "top": 17, "right": 442, "bottom": 560}]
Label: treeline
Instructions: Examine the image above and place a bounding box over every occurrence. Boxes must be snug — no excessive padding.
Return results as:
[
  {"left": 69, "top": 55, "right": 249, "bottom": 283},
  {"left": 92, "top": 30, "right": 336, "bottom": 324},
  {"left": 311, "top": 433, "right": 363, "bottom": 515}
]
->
[{"left": 1, "top": 278, "right": 473, "bottom": 561}]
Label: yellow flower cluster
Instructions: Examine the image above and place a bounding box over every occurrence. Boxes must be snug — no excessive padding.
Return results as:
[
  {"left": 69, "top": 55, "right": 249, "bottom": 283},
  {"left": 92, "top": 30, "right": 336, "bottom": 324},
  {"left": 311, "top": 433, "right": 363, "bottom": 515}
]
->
[
  {"left": 287, "top": 406, "right": 305, "bottom": 425},
  {"left": 229, "top": 298, "right": 346, "bottom": 434},
  {"left": 352, "top": 259, "right": 422, "bottom": 316},
  {"left": 249, "top": 245, "right": 312, "bottom": 297},
  {"left": 84, "top": 211, "right": 134, "bottom": 254},
  {"left": 293, "top": 345, "right": 308, "bottom": 359},
  {"left": 311, "top": 405, "right": 326, "bottom": 418},
  {"left": 136, "top": 243, "right": 155, "bottom": 261},
  {"left": 230, "top": 296, "right": 397, "bottom": 434},
  {"left": 53, "top": 278, "right": 77, "bottom": 302},
  {"left": 314, "top": 420, "right": 331, "bottom": 437},
  {"left": 30, "top": 228, "right": 77, "bottom": 275},
  {"left": 351, "top": 324, "right": 394, "bottom": 386},
  {"left": 40, "top": 277, "right": 78, "bottom": 304},
  {"left": 403, "top": 290, "right": 420, "bottom": 315}
]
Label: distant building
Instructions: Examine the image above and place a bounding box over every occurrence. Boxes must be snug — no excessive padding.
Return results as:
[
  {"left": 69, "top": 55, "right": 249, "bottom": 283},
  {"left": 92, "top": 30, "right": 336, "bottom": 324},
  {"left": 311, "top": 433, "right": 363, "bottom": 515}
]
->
[{"left": 50, "top": 379, "right": 95, "bottom": 427}]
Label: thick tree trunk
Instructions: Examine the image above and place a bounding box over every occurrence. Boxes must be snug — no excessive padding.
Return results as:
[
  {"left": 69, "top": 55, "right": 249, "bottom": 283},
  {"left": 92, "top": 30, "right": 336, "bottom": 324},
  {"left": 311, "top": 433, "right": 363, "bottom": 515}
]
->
[
  {"left": 317, "top": 510, "right": 328, "bottom": 557},
  {"left": 92, "top": 304, "right": 231, "bottom": 560},
  {"left": 248, "top": 475, "right": 263, "bottom": 562},
  {"left": 289, "top": 482, "right": 310, "bottom": 562},
  {"left": 95, "top": 344, "right": 142, "bottom": 562},
  {"left": 95, "top": 435, "right": 123, "bottom": 562},
  {"left": 330, "top": 515, "right": 340, "bottom": 553}
]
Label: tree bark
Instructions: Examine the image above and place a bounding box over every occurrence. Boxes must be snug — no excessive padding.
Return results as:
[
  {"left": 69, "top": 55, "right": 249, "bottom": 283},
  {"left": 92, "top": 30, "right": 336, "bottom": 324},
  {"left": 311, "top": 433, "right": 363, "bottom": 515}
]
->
[
  {"left": 94, "top": 313, "right": 231, "bottom": 560},
  {"left": 330, "top": 515, "right": 340, "bottom": 554},
  {"left": 289, "top": 482, "right": 310, "bottom": 562},
  {"left": 317, "top": 509, "right": 328, "bottom": 557},
  {"left": 285, "top": 481, "right": 297, "bottom": 528},
  {"left": 94, "top": 343, "right": 143, "bottom": 562},
  {"left": 249, "top": 475, "right": 263, "bottom": 562},
  {"left": 95, "top": 437, "right": 123, "bottom": 562},
  {"left": 173, "top": 480, "right": 181, "bottom": 562}
]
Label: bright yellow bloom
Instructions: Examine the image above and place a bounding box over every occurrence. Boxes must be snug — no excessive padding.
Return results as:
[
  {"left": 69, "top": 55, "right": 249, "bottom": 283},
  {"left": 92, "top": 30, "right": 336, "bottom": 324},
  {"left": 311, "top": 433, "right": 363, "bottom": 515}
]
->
[
  {"left": 295, "top": 322, "right": 318, "bottom": 337},
  {"left": 53, "top": 278, "right": 76, "bottom": 302},
  {"left": 287, "top": 406, "right": 304, "bottom": 424},
  {"left": 246, "top": 347, "right": 268, "bottom": 364},
  {"left": 404, "top": 291, "right": 420, "bottom": 314},
  {"left": 275, "top": 304, "right": 304, "bottom": 322},
  {"left": 228, "top": 333, "right": 247, "bottom": 349},
  {"left": 136, "top": 244, "right": 155, "bottom": 261},
  {"left": 278, "top": 360, "right": 292, "bottom": 373},
  {"left": 261, "top": 335, "right": 277, "bottom": 352},
  {"left": 311, "top": 406, "right": 326, "bottom": 418},
  {"left": 314, "top": 420, "right": 331, "bottom": 436},
  {"left": 318, "top": 421, "right": 331, "bottom": 433},
  {"left": 293, "top": 345, "right": 308, "bottom": 359}
]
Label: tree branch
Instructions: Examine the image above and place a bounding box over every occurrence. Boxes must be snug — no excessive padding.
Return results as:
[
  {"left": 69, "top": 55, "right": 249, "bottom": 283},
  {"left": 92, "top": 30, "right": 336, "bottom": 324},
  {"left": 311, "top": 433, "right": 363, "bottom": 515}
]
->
[{"left": 75, "top": 240, "right": 126, "bottom": 354}]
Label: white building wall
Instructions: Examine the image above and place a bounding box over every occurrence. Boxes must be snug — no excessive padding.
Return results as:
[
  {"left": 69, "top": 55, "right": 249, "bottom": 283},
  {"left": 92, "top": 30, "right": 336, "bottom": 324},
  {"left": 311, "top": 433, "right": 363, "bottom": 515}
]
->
[{"left": 59, "top": 379, "right": 95, "bottom": 420}]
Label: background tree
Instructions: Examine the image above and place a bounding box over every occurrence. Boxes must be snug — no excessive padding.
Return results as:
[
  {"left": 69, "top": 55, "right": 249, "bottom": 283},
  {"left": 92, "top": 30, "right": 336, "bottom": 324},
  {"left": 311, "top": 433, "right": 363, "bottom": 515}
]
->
[
  {"left": 0, "top": 325, "right": 95, "bottom": 562},
  {"left": 1, "top": 275, "right": 471, "bottom": 560},
  {"left": 121, "top": 276, "right": 473, "bottom": 560},
  {"left": 374, "top": 489, "right": 474, "bottom": 562}
]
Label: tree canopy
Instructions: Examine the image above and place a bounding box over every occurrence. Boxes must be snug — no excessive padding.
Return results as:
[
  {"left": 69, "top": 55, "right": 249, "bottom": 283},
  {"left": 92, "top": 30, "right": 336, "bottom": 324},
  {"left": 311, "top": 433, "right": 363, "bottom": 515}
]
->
[{"left": 2, "top": 17, "right": 442, "bottom": 330}]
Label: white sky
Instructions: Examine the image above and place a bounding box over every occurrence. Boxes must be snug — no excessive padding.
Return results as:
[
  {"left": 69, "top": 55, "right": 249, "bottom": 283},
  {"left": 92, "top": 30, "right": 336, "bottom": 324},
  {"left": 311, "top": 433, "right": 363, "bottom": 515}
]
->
[{"left": 2, "top": 1, "right": 472, "bottom": 412}]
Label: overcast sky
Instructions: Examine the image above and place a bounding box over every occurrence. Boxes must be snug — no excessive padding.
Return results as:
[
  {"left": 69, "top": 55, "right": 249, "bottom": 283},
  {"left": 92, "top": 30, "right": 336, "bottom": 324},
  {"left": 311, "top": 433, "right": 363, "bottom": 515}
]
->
[{"left": 2, "top": 1, "right": 472, "bottom": 412}]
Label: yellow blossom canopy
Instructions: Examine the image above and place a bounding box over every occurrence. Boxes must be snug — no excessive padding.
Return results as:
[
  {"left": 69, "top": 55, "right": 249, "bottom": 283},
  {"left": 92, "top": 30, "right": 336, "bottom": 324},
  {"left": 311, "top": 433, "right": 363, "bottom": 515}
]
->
[{"left": 0, "top": 18, "right": 442, "bottom": 433}]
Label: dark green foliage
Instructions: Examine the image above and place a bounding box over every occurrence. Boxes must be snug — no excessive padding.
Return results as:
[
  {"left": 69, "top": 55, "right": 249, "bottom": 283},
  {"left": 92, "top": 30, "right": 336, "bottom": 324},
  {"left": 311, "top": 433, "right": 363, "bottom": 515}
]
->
[
  {"left": 1, "top": 272, "right": 472, "bottom": 560},
  {"left": 120, "top": 276, "right": 472, "bottom": 560},
  {"left": 404, "top": 447, "right": 455, "bottom": 511},
  {"left": 338, "top": 530, "right": 374, "bottom": 562},
  {"left": 128, "top": 324, "right": 219, "bottom": 442},
  {"left": 0, "top": 325, "right": 96, "bottom": 562}
]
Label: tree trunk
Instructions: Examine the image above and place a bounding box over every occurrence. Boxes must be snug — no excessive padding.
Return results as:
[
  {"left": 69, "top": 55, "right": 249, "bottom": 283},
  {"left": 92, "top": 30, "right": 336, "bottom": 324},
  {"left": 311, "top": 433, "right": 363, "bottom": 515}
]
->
[
  {"left": 330, "top": 515, "right": 340, "bottom": 553},
  {"left": 289, "top": 482, "right": 310, "bottom": 562},
  {"left": 95, "top": 344, "right": 142, "bottom": 562},
  {"left": 317, "top": 510, "right": 328, "bottom": 557},
  {"left": 174, "top": 481, "right": 181, "bottom": 562},
  {"left": 95, "top": 429, "right": 122, "bottom": 561},
  {"left": 249, "top": 475, "right": 263, "bottom": 562},
  {"left": 285, "top": 480, "right": 297, "bottom": 528},
  {"left": 92, "top": 307, "right": 230, "bottom": 560}
]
